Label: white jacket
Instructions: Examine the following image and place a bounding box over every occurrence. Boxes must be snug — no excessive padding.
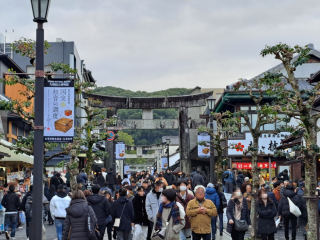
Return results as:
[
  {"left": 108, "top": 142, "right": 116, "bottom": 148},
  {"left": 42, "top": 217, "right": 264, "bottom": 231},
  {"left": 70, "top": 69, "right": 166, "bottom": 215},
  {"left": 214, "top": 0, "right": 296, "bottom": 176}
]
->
[{"left": 50, "top": 194, "right": 71, "bottom": 219}]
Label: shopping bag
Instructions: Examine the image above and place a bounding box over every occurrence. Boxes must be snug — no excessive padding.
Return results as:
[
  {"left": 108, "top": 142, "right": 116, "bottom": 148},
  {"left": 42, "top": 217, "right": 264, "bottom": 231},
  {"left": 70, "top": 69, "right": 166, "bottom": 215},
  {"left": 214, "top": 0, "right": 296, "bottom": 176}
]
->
[
  {"left": 275, "top": 217, "right": 280, "bottom": 227},
  {"left": 288, "top": 197, "right": 301, "bottom": 217},
  {"left": 19, "top": 212, "right": 26, "bottom": 223}
]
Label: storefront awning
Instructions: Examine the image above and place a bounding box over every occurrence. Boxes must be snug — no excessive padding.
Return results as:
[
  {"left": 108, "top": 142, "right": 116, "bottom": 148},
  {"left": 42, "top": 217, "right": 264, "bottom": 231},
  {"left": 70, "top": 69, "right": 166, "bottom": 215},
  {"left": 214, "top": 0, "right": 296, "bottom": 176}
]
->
[{"left": 0, "top": 140, "right": 33, "bottom": 165}]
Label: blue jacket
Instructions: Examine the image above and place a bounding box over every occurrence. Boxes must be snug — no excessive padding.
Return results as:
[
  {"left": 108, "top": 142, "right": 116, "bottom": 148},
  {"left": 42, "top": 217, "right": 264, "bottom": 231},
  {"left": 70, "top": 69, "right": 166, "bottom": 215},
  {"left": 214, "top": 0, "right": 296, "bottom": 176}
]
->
[
  {"left": 223, "top": 170, "right": 234, "bottom": 183},
  {"left": 205, "top": 187, "right": 220, "bottom": 210},
  {"left": 267, "top": 191, "right": 278, "bottom": 208}
]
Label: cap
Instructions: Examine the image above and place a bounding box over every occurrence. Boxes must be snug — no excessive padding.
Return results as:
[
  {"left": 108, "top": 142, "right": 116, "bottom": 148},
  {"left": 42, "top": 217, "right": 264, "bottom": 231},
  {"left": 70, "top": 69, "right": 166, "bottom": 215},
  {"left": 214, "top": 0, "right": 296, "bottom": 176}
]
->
[
  {"left": 265, "top": 185, "right": 271, "bottom": 190},
  {"left": 245, "top": 177, "right": 249, "bottom": 181},
  {"left": 207, "top": 183, "right": 214, "bottom": 188}
]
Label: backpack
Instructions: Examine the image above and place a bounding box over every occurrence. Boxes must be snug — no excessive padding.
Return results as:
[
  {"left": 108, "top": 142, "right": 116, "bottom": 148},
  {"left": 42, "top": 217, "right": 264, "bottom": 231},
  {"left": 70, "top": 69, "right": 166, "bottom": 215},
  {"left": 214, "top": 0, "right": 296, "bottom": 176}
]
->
[
  {"left": 224, "top": 171, "right": 229, "bottom": 179},
  {"left": 25, "top": 195, "right": 33, "bottom": 218},
  {"left": 221, "top": 193, "right": 228, "bottom": 209}
]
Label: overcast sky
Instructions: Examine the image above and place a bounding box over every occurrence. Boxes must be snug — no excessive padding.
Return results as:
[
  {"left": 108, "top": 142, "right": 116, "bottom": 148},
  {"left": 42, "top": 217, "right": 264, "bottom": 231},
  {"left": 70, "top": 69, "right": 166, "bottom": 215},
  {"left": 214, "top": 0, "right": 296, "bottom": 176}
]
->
[{"left": 1, "top": 0, "right": 320, "bottom": 92}]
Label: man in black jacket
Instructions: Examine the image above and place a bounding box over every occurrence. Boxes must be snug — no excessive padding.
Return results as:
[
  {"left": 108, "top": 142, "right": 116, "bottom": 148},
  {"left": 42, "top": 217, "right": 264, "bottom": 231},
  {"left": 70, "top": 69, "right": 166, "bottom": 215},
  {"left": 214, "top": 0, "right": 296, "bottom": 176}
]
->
[
  {"left": 277, "top": 169, "right": 290, "bottom": 181},
  {"left": 50, "top": 173, "right": 64, "bottom": 190},
  {"left": 105, "top": 168, "right": 117, "bottom": 197},
  {"left": 192, "top": 171, "right": 204, "bottom": 189},
  {"left": 1, "top": 185, "right": 20, "bottom": 239},
  {"left": 164, "top": 169, "right": 175, "bottom": 186},
  {"left": 87, "top": 184, "right": 111, "bottom": 237}
]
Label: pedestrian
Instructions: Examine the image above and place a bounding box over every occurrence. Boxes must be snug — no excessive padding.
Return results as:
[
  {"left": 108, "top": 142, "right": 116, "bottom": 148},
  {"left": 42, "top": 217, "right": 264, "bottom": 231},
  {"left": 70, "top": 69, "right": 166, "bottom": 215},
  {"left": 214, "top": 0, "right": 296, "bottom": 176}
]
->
[
  {"left": 272, "top": 182, "right": 281, "bottom": 202},
  {"left": 122, "top": 174, "right": 131, "bottom": 186},
  {"left": 164, "top": 169, "right": 176, "bottom": 186},
  {"left": 102, "top": 168, "right": 107, "bottom": 180},
  {"left": 236, "top": 171, "right": 244, "bottom": 188},
  {"left": 116, "top": 174, "right": 122, "bottom": 189},
  {"left": 103, "top": 190, "right": 114, "bottom": 240},
  {"left": 111, "top": 188, "right": 134, "bottom": 240},
  {"left": 132, "top": 187, "right": 149, "bottom": 240},
  {"left": 280, "top": 180, "right": 289, "bottom": 198},
  {"left": 192, "top": 171, "right": 204, "bottom": 189},
  {"left": 50, "top": 172, "right": 62, "bottom": 190},
  {"left": 277, "top": 169, "right": 289, "bottom": 181},
  {"left": 1, "top": 185, "right": 20, "bottom": 239},
  {"left": 65, "top": 170, "right": 71, "bottom": 188},
  {"left": 243, "top": 185, "right": 253, "bottom": 215},
  {"left": 297, "top": 182, "right": 305, "bottom": 196},
  {"left": 45, "top": 183, "right": 55, "bottom": 225},
  {"left": 176, "top": 180, "right": 195, "bottom": 240},
  {"left": 93, "top": 172, "right": 106, "bottom": 188},
  {"left": 124, "top": 186, "right": 135, "bottom": 201},
  {"left": 214, "top": 184, "right": 227, "bottom": 236},
  {"left": 264, "top": 185, "right": 278, "bottom": 209},
  {"left": 201, "top": 171, "right": 209, "bottom": 187},
  {"left": 50, "top": 184, "right": 72, "bottom": 240},
  {"left": 100, "top": 181, "right": 112, "bottom": 195},
  {"left": 186, "top": 185, "right": 217, "bottom": 240},
  {"left": 83, "top": 189, "right": 91, "bottom": 197},
  {"left": 146, "top": 181, "right": 163, "bottom": 240},
  {"left": 105, "top": 168, "right": 117, "bottom": 197},
  {"left": 142, "top": 180, "right": 152, "bottom": 195},
  {"left": 190, "top": 167, "right": 197, "bottom": 178},
  {"left": 222, "top": 168, "right": 234, "bottom": 194},
  {"left": 226, "top": 188, "right": 251, "bottom": 240},
  {"left": 20, "top": 185, "right": 33, "bottom": 239},
  {"left": 155, "top": 174, "right": 168, "bottom": 186},
  {"left": 256, "top": 189, "right": 277, "bottom": 240},
  {"left": 115, "top": 189, "right": 120, "bottom": 200},
  {"left": 86, "top": 184, "right": 111, "bottom": 238},
  {"left": 62, "top": 190, "right": 97, "bottom": 240},
  {"left": 131, "top": 180, "right": 138, "bottom": 195},
  {"left": 240, "top": 177, "right": 251, "bottom": 194},
  {"left": 205, "top": 183, "right": 220, "bottom": 240},
  {"left": 77, "top": 169, "right": 87, "bottom": 184},
  {"left": 278, "top": 183, "right": 302, "bottom": 240}
]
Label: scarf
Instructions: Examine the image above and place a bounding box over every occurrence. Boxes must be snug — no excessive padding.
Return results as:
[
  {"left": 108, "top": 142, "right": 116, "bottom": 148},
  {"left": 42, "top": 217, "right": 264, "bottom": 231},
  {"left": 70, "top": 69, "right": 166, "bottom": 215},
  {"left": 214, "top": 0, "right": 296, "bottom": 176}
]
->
[
  {"left": 155, "top": 201, "right": 181, "bottom": 231},
  {"left": 232, "top": 197, "right": 243, "bottom": 220}
]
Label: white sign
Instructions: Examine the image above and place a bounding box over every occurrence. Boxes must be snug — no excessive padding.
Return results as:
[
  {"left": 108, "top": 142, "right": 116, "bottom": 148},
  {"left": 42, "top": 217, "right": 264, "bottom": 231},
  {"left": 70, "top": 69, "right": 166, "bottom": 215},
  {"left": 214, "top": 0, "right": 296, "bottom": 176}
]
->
[
  {"left": 44, "top": 80, "right": 74, "bottom": 143},
  {"left": 7, "top": 171, "right": 24, "bottom": 183},
  {"left": 124, "top": 165, "right": 131, "bottom": 178},
  {"left": 161, "top": 157, "right": 168, "bottom": 170},
  {"left": 228, "top": 132, "right": 290, "bottom": 155},
  {"left": 116, "top": 142, "right": 125, "bottom": 160},
  {"left": 198, "top": 133, "right": 210, "bottom": 158}
]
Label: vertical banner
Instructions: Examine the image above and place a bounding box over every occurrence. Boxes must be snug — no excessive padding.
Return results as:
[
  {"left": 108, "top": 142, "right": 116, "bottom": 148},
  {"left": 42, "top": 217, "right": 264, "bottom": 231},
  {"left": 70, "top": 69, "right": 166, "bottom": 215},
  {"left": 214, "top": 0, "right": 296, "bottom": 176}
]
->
[
  {"left": 44, "top": 80, "right": 74, "bottom": 143},
  {"left": 161, "top": 157, "right": 168, "bottom": 170},
  {"left": 123, "top": 165, "right": 130, "bottom": 178},
  {"left": 116, "top": 142, "right": 125, "bottom": 160},
  {"left": 198, "top": 132, "right": 210, "bottom": 158}
]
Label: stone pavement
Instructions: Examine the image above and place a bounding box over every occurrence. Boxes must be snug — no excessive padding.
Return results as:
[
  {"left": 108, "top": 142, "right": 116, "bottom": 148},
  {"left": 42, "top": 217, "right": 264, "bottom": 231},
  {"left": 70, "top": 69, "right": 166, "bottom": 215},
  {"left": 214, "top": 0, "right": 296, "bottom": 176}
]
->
[{"left": 244, "top": 227, "right": 305, "bottom": 240}]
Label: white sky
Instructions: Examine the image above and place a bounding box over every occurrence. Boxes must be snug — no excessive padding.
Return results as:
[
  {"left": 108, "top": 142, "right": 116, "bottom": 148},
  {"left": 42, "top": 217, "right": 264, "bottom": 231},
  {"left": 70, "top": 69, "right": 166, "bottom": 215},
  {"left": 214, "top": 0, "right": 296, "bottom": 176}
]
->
[{"left": 1, "top": 0, "right": 320, "bottom": 91}]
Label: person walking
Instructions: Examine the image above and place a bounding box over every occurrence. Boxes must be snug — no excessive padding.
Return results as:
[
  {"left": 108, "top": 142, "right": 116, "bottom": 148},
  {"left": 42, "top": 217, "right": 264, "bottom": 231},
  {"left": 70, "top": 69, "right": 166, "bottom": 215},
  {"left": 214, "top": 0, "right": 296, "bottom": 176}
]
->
[
  {"left": 62, "top": 190, "right": 97, "bottom": 240},
  {"left": 205, "top": 183, "right": 220, "bottom": 240},
  {"left": 132, "top": 187, "right": 149, "bottom": 240},
  {"left": 65, "top": 170, "right": 71, "bottom": 188},
  {"left": 186, "top": 185, "right": 217, "bottom": 240},
  {"left": 277, "top": 169, "right": 289, "bottom": 181},
  {"left": 243, "top": 185, "right": 253, "bottom": 215},
  {"left": 176, "top": 180, "right": 195, "bottom": 240},
  {"left": 45, "top": 183, "right": 55, "bottom": 225},
  {"left": 226, "top": 188, "right": 251, "bottom": 240},
  {"left": 265, "top": 185, "right": 278, "bottom": 209},
  {"left": 50, "top": 172, "right": 63, "bottom": 190},
  {"left": 93, "top": 172, "right": 106, "bottom": 188},
  {"left": 236, "top": 171, "right": 244, "bottom": 188},
  {"left": 50, "top": 184, "right": 72, "bottom": 240},
  {"left": 1, "top": 185, "right": 20, "bottom": 239},
  {"left": 222, "top": 169, "right": 234, "bottom": 194},
  {"left": 20, "top": 185, "right": 33, "bottom": 239},
  {"left": 192, "top": 171, "right": 204, "bottom": 189},
  {"left": 111, "top": 189, "right": 134, "bottom": 240},
  {"left": 256, "top": 189, "right": 277, "bottom": 240},
  {"left": 86, "top": 184, "right": 111, "bottom": 238},
  {"left": 152, "top": 189, "right": 185, "bottom": 240},
  {"left": 164, "top": 169, "right": 176, "bottom": 186},
  {"left": 272, "top": 182, "right": 281, "bottom": 202},
  {"left": 77, "top": 169, "right": 87, "bottom": 184},
  {"left": 105, "top": 168, "right": 117, "bottom": 197},
  {"left": 155, "top": 174, "right": 168, "bottom": 186},
  {"left": 103, "top": 190, "right": 114, "bottom": 240},
  {"left": 278, "top": 183, "right": 302, "bottom": 240},
  {"left": 214, "top": 184, "right": 227, "bottom": 236},
  {"left": 122, "top": 174, "right": 131, "bottom": 186},
  {"left": 190, "top": 167, "right": 197, "bottom": 178},
  {"left": 240, "top": 177, "right": 251, "bottom": 194}
]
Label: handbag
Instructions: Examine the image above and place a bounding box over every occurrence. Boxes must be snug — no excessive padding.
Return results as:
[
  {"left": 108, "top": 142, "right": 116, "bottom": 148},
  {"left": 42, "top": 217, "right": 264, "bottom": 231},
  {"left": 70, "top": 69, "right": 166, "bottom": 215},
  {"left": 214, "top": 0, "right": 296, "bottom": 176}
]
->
[
  {"left": 288, "top": 197, "right": 301, "bottom": 217},
  {"left": 114, "top": 203, "right": 127, "bottom": 227},
  {"left": 151, "top": 207, "right": 173, "bottom": 240},
  {"left": 106, "top": 214, "right": 112, "bottom": 224},
  {"left": 87, "top": 208, "right": 102, "bottom": 240},
  {"left": 234, "top": 219, "right": 248, "bottom": 232}
]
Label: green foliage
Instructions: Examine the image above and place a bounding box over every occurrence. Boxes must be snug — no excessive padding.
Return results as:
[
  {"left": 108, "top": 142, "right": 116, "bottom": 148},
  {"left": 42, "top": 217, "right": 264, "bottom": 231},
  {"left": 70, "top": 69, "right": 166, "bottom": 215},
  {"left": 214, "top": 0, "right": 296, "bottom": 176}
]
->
[
  {"left": 49, "top": 62, "right": 77, "bottom": 74},
  {"left": 118, "top": 131, "right": 135, "bottom": 145}
]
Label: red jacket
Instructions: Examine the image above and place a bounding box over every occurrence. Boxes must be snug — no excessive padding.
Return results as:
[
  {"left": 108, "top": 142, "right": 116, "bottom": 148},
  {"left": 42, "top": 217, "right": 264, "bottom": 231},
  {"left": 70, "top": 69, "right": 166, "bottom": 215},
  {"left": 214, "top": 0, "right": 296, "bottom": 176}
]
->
[{"left": 176, "top": 191, "right": 195, "bottom": 229}]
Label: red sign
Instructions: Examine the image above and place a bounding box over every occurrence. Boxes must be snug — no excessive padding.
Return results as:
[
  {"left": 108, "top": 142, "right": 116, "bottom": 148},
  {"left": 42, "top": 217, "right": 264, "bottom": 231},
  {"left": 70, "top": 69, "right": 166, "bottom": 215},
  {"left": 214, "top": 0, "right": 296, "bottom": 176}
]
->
[
  {"left": 233, "top": 162, "right": 276, "bottom": 169},
  {"left": 107, "top": 131, "right": 115, "bottom": 141}
]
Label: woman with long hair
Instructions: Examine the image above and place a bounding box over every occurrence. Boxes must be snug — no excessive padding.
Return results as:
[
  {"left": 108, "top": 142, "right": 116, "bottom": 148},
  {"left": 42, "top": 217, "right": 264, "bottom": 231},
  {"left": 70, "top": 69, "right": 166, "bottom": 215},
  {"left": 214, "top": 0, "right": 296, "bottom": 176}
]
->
[
  {"left": 46, "top": 184, "right": 56, "bottom": 225},
  {"left": 132, "top": 187, "right": 149, "bottom": 240},
  {"left": 83, "top": 189, "right": 91, "bottom": 198},
  {"left": 256, "top": 189, "right": 277, "bottom": 240},
  {"left": 103, "top": 190, "right": 114, "bottom": 240}
]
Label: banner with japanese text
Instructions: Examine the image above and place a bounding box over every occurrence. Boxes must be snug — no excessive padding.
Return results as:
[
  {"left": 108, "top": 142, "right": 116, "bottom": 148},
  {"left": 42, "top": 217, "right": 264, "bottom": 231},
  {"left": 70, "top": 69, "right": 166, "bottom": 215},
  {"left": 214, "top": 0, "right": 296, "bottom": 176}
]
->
[
  {"left": 116, "top": 142, "right": 125, "bottom": 160},
  {"left": 44, "top": 80, "right": 74, "bottom": 143},
  {"left": 161, "top": 157, "right": 168, "bottom": 170},
  {"left": 198, "top": 133, "right": 210, "bottom": 158}
]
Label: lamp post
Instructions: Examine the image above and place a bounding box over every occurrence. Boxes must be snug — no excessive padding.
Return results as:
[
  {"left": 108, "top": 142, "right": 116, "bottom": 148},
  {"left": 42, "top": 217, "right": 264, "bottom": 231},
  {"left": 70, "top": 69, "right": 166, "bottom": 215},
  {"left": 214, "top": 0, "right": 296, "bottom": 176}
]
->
[
  {"left": 269, "top": 144, "right": 275, "bottom": 182},
  {"left": 30, "top": 1, "right": 50, "bottom": 239},
  {"left": 166, "top": 138, "right": 171, "bottom": 170},
  {"left": 207, "top": 96, "right": 216, "bottom": 184}
]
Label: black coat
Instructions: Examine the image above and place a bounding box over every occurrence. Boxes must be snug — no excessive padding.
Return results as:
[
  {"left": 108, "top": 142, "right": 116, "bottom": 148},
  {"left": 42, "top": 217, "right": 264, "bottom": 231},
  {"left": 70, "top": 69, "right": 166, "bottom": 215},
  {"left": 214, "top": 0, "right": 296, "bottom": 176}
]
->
[
  {"left": 192, "top": 174, "right": 204, "bottom": 188},
  {"left": 62, "top": 199, "right": 97, "bottom": 240},
  {"left": 93, "top": 175, "right": 105, "bottom": 188},
  {"left": 278, "top": 186, "right": 302, "bottom": 217},
  {"left": 277, "top": 172, "right": 289, "bottom": 181},
  {"left": 164, "top": 172, "right": 175, "bottom": 185},
  {"left": 111, "top": 196, "right": 134, "bottom": 231},
  {"left": 298, "top": 194, "right": 308, "bottom": 219},
  {"left": 226, "top": 198, "right": 251, "bottom": 233},
  {"left": 132, "top": 195, "right": 149, "bottom": 226},
  {"left": 20, "top": 191, "right": 32, "bottom": 211},
  {"left": 256, "top": 201, "right": 277, "bottom": 234},
  {"left": 236, "top": 174, "right": 244, "bottom": 188},
  {"left": 50, "top": 176, "right": 60, "bottom": 190},
  {"left": 87, "top": 194, "right": 111, "bottom": 226},
  {"left": 105, "top": 171, "right": 117, "bottom": 185},
  {"left": 1, "top": 191, "right": 20, "bottom": 212},
  {"left": 216, "top": 191, "right": 226, "bottom": 214}
]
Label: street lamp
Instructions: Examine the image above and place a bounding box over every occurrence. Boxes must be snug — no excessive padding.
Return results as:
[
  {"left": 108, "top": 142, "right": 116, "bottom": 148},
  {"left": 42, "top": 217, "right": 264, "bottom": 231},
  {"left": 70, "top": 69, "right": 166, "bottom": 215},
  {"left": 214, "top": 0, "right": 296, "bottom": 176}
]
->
[
  {"left": 206, "top": 96, "right": 216, "bottom": 184},
  {"left": 166, "top": 138, "right": 171, "bottom": 170},
  {"left": 269, "top": 143, "right": 275, "bottom": 183},
  {"left": 30, "top": 0, "right": 50, "bottom": 239}
]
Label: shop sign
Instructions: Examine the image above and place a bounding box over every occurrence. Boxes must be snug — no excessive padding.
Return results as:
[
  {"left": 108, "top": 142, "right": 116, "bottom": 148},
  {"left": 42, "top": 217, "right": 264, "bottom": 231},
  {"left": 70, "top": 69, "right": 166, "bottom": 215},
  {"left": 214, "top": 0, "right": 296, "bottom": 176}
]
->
[
  {"left": 161, "top": 157, "right": 168, "bottom": 170},
  {"left": 198, "top": 132, "right": 210, "bottom": 158},
  {"left": 124, "top": 165, "right": 131, "bottom": 178},
  {"left": 44, "top": 79, "right": 74, "bottom": 143},
  {"left": 233, "top": 162, "right": 276, "bottom": 169},
  {"left": 116, "top": 142, "right": 125, "bottom": 160},
  {"left": 7, "top": 171, "right": 24, "bottom": 183}
]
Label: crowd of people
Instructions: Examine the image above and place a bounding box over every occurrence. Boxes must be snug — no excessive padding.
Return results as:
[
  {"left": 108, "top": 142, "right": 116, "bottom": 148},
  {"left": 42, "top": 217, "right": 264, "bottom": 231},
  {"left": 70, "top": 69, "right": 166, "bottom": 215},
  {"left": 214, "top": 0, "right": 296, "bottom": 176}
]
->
[{"left": 0, "top": 167, "right": 319, "bottom": 240}]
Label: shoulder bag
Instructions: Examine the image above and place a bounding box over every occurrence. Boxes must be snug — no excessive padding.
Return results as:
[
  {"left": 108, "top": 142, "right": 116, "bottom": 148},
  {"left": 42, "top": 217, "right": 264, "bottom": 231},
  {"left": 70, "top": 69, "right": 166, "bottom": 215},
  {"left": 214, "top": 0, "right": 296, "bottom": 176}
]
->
[
  {"left": 288, "top": 197, "right": 301, "bottom": 217},
  {"left": 114, "top": 203, "right": 127, "bottom": 227},
  {"left": 233, "top": 201, "right": 248, "bottom": 232},
  {"left": 87, "top": 208, "right": 102, "bottom": 240},
  {"left": 151, "top": 207, "right": 173, "bottom": 240}
]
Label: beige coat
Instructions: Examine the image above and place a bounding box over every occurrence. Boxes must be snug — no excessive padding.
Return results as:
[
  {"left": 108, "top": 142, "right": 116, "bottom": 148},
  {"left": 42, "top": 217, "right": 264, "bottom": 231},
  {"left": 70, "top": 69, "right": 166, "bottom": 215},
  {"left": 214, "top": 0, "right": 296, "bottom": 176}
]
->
[{"left": 152, "top": 202, "right": 186, "bottom": 240}]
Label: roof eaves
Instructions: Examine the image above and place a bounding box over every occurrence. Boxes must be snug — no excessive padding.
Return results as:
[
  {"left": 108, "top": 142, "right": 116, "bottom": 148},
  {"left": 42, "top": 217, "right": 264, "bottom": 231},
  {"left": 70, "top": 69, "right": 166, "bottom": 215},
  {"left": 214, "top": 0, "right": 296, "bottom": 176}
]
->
[{"left": 0, "top": 54, "right": 29, "bottom": 79}]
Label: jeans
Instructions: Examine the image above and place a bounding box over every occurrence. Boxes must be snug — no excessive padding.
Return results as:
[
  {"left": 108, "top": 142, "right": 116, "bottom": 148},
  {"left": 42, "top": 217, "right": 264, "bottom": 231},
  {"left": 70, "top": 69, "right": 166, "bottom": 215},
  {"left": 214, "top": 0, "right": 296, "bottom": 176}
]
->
[
  {"left": 218, "top": 213, "right": 223, "bottom": 233},
  {"left": 284, "top": 215, "right": 298, "bottom": 240},
  {"left": 179, "top": 228, "right": 192, "bottom": 240},
  {"left": 192, "top": 231, "right": 211, "bottom": 240},
  {"left": 55, "top": 218, "right": 65, "bottom": 240},
  {"left": 224, "top": 182, "right": 233, "bottom": 194},
  {"left": 98, "top": 224, "right": 107, "bottom": 238},
  {"left": 211, "top": 217, "right": 217, "bottom": 239},
  {"left": 4, "top": 213, "right": 18, "bottom": 237},
  {"left": 231, "top": 224, "right": 245, "bottom": 240},
  {"left": 117, "top": 230, "right": 131, "bottom": 240},
  {"left": 109, "top": 184, "right": 116, "bottom": 197},
  {"left": 261, "top": 233, "right": 275, "bottom": 240},
  {"left": 133, "top": 224, "right": 148, "bottom": 240}
]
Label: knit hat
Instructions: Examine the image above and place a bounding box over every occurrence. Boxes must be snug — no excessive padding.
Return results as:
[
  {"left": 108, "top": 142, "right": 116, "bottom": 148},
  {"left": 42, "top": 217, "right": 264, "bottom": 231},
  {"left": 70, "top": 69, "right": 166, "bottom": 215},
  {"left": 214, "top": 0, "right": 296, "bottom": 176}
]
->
[
  {"left": 245, "top": 177, "right": 249, "bottom": 181},
  {"left": 207, "top": 183, "right": 214, "bottom": 188},
  {"left": 162, "top": 189, "right": 176, "bottom": 202}
]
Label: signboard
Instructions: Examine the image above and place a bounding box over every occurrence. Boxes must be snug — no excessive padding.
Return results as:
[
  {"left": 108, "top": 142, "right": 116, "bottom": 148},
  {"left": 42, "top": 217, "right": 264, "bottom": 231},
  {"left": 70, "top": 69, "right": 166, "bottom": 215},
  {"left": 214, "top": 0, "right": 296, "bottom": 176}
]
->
[
  {"left": 107, "top": 131, "right": 115, "bottom": 141},
  {"left": 44, "top": 80, "right": 74, "bottom": 143},
  {"left": 232, "top": 162, "right": 276, "bottom": 169},
  {"left": 124, "top": 165, "right": 131, "bottom": 178},
  {"left": 116, "top": 142, "right": 125, "bottom": 159},
  {"left": 7, "top": 171, "right": 24, "bottom": 183},
  {"left": 228, "top": 132, "right": 290, "bottom": 155},
  {"left": 161, "top": 157, "right": 168, "bottom": 170},
  {"left": 198, "top": 133, "right": 210, "bottom": 158}
]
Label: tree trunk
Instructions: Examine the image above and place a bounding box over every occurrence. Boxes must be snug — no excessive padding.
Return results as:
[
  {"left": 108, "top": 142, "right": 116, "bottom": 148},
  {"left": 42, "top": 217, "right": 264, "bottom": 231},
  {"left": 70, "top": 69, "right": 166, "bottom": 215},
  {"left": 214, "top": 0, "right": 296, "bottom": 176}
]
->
[
  {"left": 67, "top": 154, "right": 79, "bottom": 193},
  {"left": 179, "top": 107, "right": 191, "bottom": 173}
]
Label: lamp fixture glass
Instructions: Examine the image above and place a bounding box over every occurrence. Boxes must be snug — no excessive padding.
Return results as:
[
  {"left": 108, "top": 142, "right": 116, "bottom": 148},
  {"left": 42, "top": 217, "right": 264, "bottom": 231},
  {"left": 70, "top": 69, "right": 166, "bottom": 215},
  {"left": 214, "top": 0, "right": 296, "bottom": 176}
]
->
[
  {"left": 207, "top": 95, "right": 216, "bottom": 111},
  {"left": 166, "top": 139, "right": 171, "bottom": 145},
  {"left": 31, "top": 0, "right": 51, "bottom": 22}
]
